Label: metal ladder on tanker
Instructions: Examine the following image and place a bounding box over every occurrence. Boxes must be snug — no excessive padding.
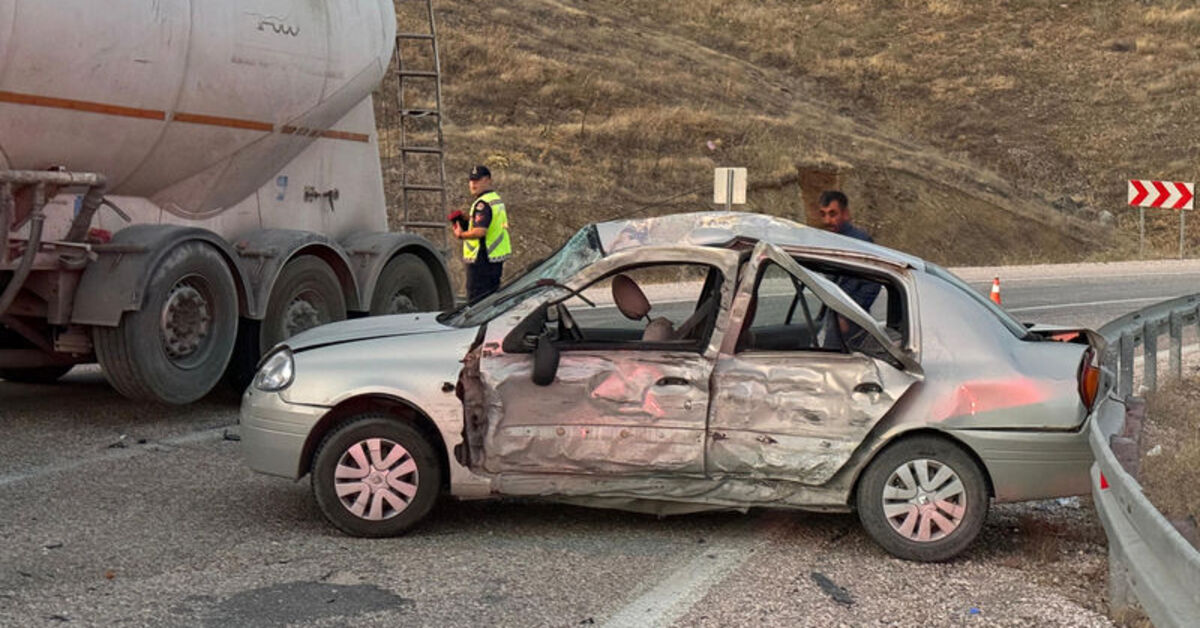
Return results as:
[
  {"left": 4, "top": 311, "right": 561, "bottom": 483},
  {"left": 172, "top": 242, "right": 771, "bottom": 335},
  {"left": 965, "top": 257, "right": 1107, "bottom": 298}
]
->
[{"left": 392, "top": 0, "right": 449, "bottom": 252}]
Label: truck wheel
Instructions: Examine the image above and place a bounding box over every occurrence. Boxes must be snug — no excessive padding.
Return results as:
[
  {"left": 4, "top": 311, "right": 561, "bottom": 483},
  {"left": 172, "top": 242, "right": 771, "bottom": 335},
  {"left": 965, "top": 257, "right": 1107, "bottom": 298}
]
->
[
  {"left": 855, "top": 435, "right": 988, "bottom": 562},
  {"left": 311, "top": 415, "right": 442, "bottom": 537},
  {"left": 0, "top": 365, "right": 73, "bottom": 384},
  {"left": 369, "top": 253, "right": 439, "bottom": 315},
  {"left": 94, "top": 241, "right": 238, "bottom": 404},
  {"left": 259, "top": 256, "right": 347, "bottom": 353}
]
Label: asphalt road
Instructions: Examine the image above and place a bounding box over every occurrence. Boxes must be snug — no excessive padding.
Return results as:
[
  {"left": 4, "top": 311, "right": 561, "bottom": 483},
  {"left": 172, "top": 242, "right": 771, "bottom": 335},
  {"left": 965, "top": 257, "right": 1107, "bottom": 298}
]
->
[{"left": 2, "top": 260, "right": 1198, "bottom": 627}]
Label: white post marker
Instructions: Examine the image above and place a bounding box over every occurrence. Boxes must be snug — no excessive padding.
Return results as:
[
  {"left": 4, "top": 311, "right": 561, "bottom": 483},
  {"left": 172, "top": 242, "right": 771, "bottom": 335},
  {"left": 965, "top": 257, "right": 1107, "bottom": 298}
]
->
[
  {"left": 1127, "top": 180, "right": 1194, "bottom": 258},
  {"left": 713, "top": 167, "right": 747, "bottom": 211}
]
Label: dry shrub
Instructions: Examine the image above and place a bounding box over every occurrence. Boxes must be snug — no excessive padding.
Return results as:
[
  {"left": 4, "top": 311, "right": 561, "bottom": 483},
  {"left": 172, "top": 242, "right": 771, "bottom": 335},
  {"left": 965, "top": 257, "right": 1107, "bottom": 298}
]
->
[
  {"left": 1142, "top": 6, "right": 1200, "bottom": 30},
  {"left": 1140, "top": 377, "right": 1200, "bottom": 529},
  {"left": 1014, "top": 513, "right": 1065, "bottom": 564},
  {"left": 1111, "top": 605, "right": 1154, "bottom": 628}
]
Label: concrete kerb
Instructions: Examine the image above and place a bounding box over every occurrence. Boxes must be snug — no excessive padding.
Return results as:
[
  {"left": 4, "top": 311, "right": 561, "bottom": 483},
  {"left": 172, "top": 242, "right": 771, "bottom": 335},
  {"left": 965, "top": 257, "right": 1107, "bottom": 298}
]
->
[{"left": 1091, "top": 295, "right": 1200, "bottom": 627}]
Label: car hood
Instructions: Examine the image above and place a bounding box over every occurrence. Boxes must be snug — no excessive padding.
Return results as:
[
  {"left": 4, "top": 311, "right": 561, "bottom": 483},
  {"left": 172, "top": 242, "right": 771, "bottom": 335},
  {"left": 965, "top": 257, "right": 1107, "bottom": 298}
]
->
[{"left": 284, "top": 312, "right": 467, "bottom": 352}]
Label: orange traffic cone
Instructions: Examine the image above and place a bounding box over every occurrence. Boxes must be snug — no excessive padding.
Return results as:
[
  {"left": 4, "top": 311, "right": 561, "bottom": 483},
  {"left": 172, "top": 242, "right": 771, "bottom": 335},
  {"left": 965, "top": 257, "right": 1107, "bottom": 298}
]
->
[{"left": 990, "top": 277, "right": 1002, "bottom": 305}]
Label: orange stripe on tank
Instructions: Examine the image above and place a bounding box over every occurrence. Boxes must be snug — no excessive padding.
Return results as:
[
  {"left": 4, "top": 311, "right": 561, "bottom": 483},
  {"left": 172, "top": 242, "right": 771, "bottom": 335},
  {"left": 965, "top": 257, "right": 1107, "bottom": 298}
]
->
[
  {"left": 1, "top": 89, "right": 369, "bottom": 143},
  {"left": 172, "top": 112, "right": 273, "bottom": 132},
  {"left": 0, "top": 89, "right": 165, "bottom": 120}
]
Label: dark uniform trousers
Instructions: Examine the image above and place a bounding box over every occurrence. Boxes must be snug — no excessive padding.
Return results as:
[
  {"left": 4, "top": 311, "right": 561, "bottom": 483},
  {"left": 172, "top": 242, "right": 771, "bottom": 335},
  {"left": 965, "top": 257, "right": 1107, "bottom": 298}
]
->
[{"left": 466, "top": 258, "right": 503, "bottom": 302}]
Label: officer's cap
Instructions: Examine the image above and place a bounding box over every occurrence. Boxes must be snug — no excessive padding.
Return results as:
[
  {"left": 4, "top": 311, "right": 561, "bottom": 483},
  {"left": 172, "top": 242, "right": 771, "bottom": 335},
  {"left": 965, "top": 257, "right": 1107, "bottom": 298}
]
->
[{"left": 468, "top": 165, "right": 491, "bottom": 180}]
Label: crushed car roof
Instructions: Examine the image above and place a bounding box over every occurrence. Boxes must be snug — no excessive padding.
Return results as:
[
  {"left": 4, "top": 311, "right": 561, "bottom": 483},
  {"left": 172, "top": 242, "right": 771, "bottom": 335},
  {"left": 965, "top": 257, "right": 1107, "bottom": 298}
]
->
[{"left": 594, "top": 211, "right": 925, "bottom": 270}]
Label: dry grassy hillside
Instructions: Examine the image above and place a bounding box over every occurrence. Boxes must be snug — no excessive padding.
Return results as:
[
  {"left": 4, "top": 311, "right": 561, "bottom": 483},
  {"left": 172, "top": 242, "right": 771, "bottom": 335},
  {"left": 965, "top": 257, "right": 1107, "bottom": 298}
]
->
[{"left": 379, "top": 0, "right": 1200, "bottom": 274}]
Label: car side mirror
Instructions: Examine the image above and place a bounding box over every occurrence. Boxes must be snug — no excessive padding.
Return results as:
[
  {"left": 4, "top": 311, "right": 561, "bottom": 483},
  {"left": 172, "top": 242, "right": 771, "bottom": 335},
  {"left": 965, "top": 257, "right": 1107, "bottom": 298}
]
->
[{"left": 531, "top": 334, "right": 559, "bottom": 386}]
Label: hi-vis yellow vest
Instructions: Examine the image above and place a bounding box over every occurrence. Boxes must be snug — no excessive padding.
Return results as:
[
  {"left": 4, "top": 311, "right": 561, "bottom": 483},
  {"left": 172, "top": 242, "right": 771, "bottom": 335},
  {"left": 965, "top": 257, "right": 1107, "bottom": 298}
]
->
[{"left": 463, "top": 191, "right": 511, "bottom": 263}]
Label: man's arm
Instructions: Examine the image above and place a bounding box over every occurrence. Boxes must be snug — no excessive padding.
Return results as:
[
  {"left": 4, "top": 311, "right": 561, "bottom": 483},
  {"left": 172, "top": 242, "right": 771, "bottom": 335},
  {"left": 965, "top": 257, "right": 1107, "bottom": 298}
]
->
[
  {"left": 454, "top": 200, "right": 491, "bottom": 239},
  {"left": 454, "top": 224, "right": 487, "bottom": 239}
]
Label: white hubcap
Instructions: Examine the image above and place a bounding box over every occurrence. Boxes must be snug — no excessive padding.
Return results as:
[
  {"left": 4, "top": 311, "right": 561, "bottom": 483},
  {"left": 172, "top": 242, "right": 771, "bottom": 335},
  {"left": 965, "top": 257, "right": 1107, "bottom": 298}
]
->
[
  {"left": 333, "top": 438, "right": 419, "bottom": 521},
  {"left": 881, "top": 458, "right": 967, "bottom": 542}
]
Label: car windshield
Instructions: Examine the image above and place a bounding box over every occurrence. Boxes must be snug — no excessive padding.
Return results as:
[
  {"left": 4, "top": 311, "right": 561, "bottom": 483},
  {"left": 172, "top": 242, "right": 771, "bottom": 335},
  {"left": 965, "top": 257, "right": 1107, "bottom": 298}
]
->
[
  {"left": 925, "top": 263, "right": 1032, "bottom": 340},
  {"left": 437, "top": 225, "right": 604, "bottom": 327}
]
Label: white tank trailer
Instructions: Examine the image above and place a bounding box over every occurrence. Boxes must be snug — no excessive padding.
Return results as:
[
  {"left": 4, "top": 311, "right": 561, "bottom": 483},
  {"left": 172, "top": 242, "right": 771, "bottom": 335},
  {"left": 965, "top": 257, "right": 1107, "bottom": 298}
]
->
[{"left": 0, "top": 0, "right": 453, "bottom": 403}]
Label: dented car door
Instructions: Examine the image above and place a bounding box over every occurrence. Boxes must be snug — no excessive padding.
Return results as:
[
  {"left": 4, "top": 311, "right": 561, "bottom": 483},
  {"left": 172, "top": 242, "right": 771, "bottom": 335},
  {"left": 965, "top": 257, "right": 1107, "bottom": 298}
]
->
[
  {"left": 707, "top": 242, "right": 921, "bottom": 485},
  {"left": 470, "top": 247, "right": 740, "bottom": 478}
]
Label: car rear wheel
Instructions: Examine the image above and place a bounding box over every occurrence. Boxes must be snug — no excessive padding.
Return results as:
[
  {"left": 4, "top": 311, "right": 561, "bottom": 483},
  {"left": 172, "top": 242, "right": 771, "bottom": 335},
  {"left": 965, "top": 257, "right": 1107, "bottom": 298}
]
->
[
  {"left": 311, "top": 415, "right": 441, "bottom": 537},
  {"left": 855, "top": 435, "right": 988, "bottom": 562}
]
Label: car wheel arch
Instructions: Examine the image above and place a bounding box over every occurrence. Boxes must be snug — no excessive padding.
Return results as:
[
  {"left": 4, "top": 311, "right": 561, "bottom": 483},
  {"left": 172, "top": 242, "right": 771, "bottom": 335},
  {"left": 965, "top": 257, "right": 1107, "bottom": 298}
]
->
[
  {"left": 298, "top": 395, "right": 449, "bottom": 489},
  {"left": 848, "top": 428, "right": 996, "bottom": 506}
]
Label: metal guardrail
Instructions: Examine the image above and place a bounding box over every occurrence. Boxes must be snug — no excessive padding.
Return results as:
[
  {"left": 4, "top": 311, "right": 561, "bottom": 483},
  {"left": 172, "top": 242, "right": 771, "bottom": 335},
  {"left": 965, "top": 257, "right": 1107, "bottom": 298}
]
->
[{"left": 1091, "top": 294, "right": 1200, "bottom": 627}]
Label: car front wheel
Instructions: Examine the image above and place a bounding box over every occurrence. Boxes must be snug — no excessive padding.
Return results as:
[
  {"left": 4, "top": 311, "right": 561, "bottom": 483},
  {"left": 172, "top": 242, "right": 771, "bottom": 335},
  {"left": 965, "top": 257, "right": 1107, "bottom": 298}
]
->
[
  {"left": 855, "top": 435, "right": 988, "bottom": 562},
  {"left": 311, "top": 415, "right": 442, "bottom": 537}
]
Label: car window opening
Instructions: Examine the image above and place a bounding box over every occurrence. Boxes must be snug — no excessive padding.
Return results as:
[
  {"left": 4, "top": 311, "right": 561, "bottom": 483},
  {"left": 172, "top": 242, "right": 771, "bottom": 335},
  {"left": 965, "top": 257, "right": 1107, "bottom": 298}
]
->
[
  {"left": 533, "top": 262, "right": 724, "bottom": 354},
  {"left": 736, "top": 260, "right": 906, "bottom": 365}
]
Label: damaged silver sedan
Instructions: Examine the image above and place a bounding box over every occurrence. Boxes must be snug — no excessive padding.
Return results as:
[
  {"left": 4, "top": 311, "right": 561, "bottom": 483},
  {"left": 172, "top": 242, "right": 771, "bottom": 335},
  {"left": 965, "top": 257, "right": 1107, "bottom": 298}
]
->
[{"left": 240, "top": 212, "right": 1106, "bottom": 562}]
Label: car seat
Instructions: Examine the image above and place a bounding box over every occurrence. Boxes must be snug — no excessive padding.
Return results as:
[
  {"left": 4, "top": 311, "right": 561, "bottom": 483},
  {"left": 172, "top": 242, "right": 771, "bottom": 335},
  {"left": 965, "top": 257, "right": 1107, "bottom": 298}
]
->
[{"left": 611, "top": 274, "right": 675, "bottom": 341}]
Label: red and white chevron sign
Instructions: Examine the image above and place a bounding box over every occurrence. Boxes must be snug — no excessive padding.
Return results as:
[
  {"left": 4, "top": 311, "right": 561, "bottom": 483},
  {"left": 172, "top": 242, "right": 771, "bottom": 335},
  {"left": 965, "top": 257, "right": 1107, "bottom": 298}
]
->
[{"left": 1128, "top": 180, "right": 1194, "bottom": 210}]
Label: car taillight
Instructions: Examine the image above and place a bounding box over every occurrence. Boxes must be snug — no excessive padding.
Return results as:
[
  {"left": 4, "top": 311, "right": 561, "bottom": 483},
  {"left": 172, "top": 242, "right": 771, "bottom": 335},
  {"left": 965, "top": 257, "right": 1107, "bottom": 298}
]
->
[{"left": 1078, "top": 348, "right": 1101, "bottom": 412}]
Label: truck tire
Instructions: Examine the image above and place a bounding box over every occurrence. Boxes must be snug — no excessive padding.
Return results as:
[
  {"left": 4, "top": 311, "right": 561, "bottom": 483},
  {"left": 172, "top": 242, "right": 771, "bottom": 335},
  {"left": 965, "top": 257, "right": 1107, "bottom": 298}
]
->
[
  {"left": 94, "top": 241, "right": 238, "bottom": 404},
  {"left": 0, "top": 365, "right": 73, "bottom": 384},
  {"left": 369, "top": 253, "right": 440, "bottom": 315},
  {"left": 259, "top": 256, "right": 347, "bottom": 354}
]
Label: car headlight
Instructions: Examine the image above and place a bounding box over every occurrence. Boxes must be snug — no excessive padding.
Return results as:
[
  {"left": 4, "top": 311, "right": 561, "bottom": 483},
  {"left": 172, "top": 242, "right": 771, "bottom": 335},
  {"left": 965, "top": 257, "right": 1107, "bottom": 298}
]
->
[{"left": 253, "top": 348, "right": 294, "bottom": 392}]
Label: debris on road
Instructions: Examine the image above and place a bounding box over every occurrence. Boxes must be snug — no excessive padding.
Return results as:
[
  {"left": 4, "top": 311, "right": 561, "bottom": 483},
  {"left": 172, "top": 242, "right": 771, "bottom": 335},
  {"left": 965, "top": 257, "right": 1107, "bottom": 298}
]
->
[{"left": 810, "top": 571, "right": 854, "bottom": 607}]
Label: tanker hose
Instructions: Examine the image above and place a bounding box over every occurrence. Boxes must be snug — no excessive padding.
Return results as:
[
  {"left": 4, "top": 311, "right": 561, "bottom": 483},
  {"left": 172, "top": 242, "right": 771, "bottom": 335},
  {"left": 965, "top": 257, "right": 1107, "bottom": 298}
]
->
[
  {"left": 0, "top": 186, "right": 47, "bottom": 317},
  {"left": 65, "top": 180, "right": 108, "bottom": 243}
]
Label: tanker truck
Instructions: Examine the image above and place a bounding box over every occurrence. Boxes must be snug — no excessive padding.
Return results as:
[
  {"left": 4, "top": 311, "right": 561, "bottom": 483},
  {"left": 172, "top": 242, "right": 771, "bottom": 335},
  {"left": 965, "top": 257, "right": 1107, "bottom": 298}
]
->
[{"left": 0, "top": 0, "right": 454, "bottom": 403}]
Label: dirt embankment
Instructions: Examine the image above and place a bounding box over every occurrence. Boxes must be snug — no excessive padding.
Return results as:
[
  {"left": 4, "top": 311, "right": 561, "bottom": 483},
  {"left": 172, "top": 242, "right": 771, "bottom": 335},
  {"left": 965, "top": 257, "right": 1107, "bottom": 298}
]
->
[
  {"left": 376, "top": 1, "right": 1200, "bottom": 279},
  {"left": 378, "top": 0, "right": 1200, "bottom": 280}
]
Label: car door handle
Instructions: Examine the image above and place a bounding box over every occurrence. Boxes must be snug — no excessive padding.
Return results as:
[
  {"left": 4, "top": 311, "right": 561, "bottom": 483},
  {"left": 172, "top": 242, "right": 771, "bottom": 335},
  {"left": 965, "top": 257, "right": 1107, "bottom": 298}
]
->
[
  {"left": 656, "top": 377, "right": 690, "bottom": 387},
  {"left": 854, "top": 382, "right": 883, "bottom": 394}
]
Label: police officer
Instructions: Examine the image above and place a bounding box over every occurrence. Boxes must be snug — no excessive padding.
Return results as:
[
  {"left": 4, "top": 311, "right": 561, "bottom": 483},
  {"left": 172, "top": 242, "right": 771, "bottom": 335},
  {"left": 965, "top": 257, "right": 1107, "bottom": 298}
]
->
[{"left": 453, "top": 165, "right": 511, "bottom": 301}]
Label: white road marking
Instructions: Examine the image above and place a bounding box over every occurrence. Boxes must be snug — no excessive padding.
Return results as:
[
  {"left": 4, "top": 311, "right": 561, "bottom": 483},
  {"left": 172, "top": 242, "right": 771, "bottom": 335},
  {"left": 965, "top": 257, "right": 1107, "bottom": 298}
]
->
[
  {"left": 0, "top": 426, "right": 229, "bottom": 488},
  {"left": 1006, "top": 296, "right": 1167, "bottom": 313},
  {"left": 602, "top": 534, "right": 759, "bottom": 628}
]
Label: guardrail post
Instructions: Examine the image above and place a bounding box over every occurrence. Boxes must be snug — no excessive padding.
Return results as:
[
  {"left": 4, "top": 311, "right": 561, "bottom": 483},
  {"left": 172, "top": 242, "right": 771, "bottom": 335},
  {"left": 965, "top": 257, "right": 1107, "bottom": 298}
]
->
[
  {"left": 1143, "top": 320, "right": 1157, "bottom": 392},
  {"left": 1169, "top": 311, "right": 1183, "bottom": 381},
  {"left": 1119, "top": 331, "right": 1134, "bottom": 398}
]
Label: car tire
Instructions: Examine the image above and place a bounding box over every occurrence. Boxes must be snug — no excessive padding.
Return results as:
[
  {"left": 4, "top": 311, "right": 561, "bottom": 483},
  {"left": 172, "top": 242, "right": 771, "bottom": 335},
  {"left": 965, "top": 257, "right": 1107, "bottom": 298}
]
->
[
  {"left": 369, "top": 253, "right": 440, "bottom": 315},
  {"left": 855, "top": 435, "right": 988, "bottom": 562},
  {"left": 93, "top": 241, "right": 238, "bottom": 404},
  {"left": 311, "top": 415, "right": 442, "bottom": 537}
]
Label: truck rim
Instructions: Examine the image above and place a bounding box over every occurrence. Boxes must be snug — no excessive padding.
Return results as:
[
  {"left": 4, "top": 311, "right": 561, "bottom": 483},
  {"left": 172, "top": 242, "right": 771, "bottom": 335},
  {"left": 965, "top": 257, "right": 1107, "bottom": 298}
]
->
[
  {"left": 333, "top": 437, "right": 419, "bottom": 521},
  {"left": 384, "top": 292, "right": 417, "bottom": 314},
  {"left": 283, "top": 290, "right": 327, "bottom": 338},
  {"left": 159, "top": 274, "right": 213, "bottom": 368},
  {"left": 881, "top": 458, "right": 966, "bottom": 542}
]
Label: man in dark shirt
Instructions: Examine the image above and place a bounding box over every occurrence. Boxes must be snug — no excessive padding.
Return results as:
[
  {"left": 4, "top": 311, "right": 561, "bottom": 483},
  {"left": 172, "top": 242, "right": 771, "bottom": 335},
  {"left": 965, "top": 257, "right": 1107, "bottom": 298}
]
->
[{"left": 817, "top": 190, "right": 881, "bottom": 350}]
